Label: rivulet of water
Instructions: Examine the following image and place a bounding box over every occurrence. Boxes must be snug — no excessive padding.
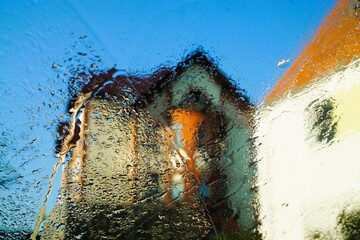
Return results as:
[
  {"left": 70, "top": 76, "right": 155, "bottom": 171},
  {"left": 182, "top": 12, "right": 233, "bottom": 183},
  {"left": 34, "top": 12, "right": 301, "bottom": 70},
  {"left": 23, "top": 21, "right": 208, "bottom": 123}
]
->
[{"left": 31, "top": 90, "right": 96, "bottom": 239}]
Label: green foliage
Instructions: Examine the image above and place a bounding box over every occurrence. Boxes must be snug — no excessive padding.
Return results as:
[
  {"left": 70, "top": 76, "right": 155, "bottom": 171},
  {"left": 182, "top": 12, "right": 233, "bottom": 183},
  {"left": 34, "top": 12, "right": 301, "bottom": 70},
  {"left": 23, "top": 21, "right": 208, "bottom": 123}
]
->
[
  {"left": 337, "top": 208, "right": 360, "bottom": 240},
  {"left": 211, "top": 229, "right": 262, "bottom": 240}
]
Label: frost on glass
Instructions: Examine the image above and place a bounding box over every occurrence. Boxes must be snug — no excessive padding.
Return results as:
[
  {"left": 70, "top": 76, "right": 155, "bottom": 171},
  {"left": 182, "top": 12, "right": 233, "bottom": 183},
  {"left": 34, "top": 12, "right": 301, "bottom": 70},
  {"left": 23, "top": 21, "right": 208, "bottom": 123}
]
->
[{"left": 38, "top": 51, "right": 260, "bottom": 239}]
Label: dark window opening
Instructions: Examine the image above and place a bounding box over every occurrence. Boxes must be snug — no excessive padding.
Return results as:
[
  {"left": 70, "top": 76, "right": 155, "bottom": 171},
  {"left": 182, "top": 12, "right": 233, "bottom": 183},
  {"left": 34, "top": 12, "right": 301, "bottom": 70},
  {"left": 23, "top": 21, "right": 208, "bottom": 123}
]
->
[{"left": 308, "top": 98, "right": 338, "bottom": 143}]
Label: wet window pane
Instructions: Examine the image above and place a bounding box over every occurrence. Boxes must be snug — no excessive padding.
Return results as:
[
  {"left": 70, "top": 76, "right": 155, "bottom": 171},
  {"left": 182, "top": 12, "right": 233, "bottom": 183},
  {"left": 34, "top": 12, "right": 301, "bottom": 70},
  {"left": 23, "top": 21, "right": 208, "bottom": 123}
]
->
[{"left": 4, "top": 1, "right": 360, "bottom": 239}]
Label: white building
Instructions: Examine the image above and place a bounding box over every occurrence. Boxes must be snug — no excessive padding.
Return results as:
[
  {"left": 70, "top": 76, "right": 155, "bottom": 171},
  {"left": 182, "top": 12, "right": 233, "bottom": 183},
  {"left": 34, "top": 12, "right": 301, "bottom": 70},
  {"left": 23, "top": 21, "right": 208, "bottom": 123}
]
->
[{"left": 256, "top": 0, "right": 360, "bottom": 239}]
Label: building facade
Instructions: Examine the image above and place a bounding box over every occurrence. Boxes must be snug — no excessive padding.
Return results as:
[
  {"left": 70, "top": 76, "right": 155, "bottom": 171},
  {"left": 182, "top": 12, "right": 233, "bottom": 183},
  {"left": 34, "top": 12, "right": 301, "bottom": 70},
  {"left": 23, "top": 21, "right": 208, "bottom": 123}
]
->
[
  {"left": 43, "top": 51, "right": 259, "bottom": 239},
  {"left": 256, "top": 1, "right": 360, "bottom": 239}
]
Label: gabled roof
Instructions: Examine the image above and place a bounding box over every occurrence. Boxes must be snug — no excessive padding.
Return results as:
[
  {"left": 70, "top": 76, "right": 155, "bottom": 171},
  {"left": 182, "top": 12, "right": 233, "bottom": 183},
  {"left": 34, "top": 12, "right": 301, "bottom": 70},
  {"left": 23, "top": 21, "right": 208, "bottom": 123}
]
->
[
  {"left": 59, "top": 50, "right": 252, "bottom": 153},
  {"left": 68, "top": 50, "right": 252, "bottom": 111},
  {"left": 266, "top": 0, "right": 360, "bottom": 104}
]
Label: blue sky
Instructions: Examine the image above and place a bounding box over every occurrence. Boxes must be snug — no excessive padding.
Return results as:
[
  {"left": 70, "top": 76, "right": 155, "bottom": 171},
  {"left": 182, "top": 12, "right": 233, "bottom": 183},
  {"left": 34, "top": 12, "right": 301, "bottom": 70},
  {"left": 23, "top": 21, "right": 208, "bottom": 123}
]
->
[
  {"left": 0, "top": 0, "right": 336, "bottom": 232},
  {"left": 68, "top": 0, "right": 337, "bottom": 101}
]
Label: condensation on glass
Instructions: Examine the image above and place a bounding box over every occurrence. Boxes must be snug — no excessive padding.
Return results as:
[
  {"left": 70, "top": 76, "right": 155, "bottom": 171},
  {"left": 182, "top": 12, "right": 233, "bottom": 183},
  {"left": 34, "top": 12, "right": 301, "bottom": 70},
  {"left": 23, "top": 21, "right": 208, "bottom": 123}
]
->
[
  {"left": 38, "top": 51, "right": 259, "bottom": 239},
  {"left": 2, "top": 0, "right": 360, "bottom": 239}
]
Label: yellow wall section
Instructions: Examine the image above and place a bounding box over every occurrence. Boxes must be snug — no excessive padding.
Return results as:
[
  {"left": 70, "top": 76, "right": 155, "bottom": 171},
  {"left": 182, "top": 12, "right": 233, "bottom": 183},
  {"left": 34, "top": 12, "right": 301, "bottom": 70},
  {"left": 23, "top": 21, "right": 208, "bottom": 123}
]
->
[{"left": 335, "top": 83, "right": 360, "bottom": 137}]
